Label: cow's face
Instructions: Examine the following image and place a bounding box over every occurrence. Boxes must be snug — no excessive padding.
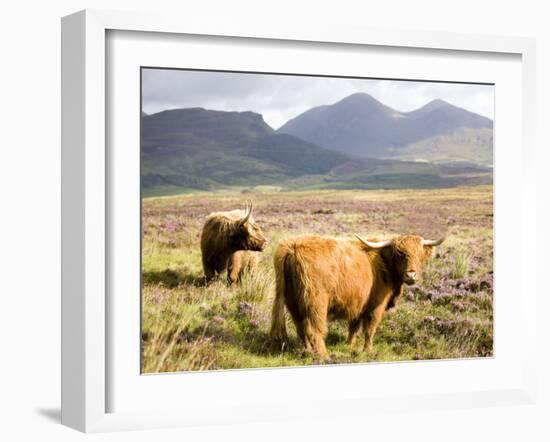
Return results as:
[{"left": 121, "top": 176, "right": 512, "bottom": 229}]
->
[
  {"left": 392, "top": 236, "right": 434, "bottom": 285},
  {"left": 232, "top": 219, "right": 267, "bottom": 252},
  {"left": 355, "top": 234, "right": 445, "bottom": 286},
  {"left": 229, "top": 202, "right": 267, "bottom": 252}
]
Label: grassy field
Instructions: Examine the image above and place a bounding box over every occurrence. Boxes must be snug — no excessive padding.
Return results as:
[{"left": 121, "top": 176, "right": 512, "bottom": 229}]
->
[{"left": 141, "top": 185, "right": 493, "bottom": 373}]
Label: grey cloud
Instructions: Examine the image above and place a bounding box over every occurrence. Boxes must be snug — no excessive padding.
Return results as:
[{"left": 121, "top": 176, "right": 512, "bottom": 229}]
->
[{"left": 142, "top": 68, "right": 494, "bottom": 129}]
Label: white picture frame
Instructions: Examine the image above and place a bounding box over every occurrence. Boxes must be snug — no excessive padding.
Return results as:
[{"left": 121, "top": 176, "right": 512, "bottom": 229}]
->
[{"left": 61, "top": 9, "right": 537, "bottom": 433}]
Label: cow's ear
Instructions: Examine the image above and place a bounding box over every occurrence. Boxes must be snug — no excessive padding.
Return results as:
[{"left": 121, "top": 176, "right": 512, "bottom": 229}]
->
[
  {"left": 231, "top": 223, "right": 244, "bottom": 236},
  {"left": 422, "top": 246, "right": 434, "bottom": 259},
  {"left": 378, "top": 243, "right": 395, "bottom": 262}
]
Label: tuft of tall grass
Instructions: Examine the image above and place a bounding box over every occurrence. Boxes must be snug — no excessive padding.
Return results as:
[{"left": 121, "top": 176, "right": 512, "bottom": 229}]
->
[
  {"left": 235, "top": 267, "right": 274, "bottom": 303},
  {"left": 141, "top": 295, "right": 217, "bottom": 372},
  {"left": 450, "top": 247, "right": 472, "bottom": 279},
  {"left": 442, "top": 322, "right": 493, "bottom": 358}
]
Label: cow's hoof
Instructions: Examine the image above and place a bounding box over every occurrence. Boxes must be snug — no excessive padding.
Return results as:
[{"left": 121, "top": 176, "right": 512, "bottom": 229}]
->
[
  {"left": 313, "top": 356, "right": 332, "bottom": 365},
  {"left": 271, "top": 340, "right": 287, "bottom": 353},
  {"left": 313, "top": 352, "right": 332, "bottom": 363}
]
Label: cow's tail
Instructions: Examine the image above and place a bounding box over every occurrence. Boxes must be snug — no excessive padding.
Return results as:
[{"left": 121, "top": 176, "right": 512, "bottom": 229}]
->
[{"left": 270, "top": 245, "right": 291, "bottom": 345}]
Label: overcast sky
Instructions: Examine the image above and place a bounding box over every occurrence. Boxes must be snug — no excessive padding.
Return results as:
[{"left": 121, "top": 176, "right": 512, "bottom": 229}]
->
[{"left": 142, "top": 68, "right": 494, "bottom": 130}]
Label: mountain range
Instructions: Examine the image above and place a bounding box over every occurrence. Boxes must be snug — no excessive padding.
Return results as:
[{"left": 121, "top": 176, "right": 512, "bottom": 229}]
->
[
  {"left": 278, "top": 93, "right": 493, "bottom": 162},
  {"left": 141, "top": 93, "right": 493, "bottom": 196},
  {"left": 141, "top": 108, "right": 347, "bottom": 193}
]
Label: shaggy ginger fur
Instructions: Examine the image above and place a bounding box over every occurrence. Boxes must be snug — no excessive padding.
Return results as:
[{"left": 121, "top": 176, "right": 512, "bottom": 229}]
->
[
  {"left": 269, "top": 234, "right": 442, "bottom": 359},
  {"left": 200, "top": 209, "right": 266, "bottom": 287}
]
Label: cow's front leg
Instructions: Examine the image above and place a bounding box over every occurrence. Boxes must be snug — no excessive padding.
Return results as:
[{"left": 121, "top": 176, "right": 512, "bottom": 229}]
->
[
  {"left": 363, "top": 304, "right": 386, "bottom": 352},
  {"left": 203, "top": 266, "right": 216, "bottom": 286},
  {"left": 386, "top": 284, "right": 404, "bottom": 310},
  {"left": 226, "top": 254, "right": 241, "bottom": 288},
  {"left": 227, "top": 268, "right": 240, "bottom": 288},
  {"left": 303, "top": 299, "right": 329, "bottom": 361},
  {"left": 203, "top": 254, "right": 223, "bottom": 286}
]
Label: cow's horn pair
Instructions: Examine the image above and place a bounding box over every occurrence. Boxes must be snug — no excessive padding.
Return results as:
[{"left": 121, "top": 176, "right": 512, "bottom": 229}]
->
[
  {"left": 240, "top": 200, "right": 253, "bottom": 224},
  {"left": 355, "top": 235, "right": 446, "bottom": 248}
]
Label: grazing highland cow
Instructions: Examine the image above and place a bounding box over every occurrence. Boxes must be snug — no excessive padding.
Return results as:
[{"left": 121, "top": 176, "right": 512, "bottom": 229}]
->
[
  {"left": 270, "top": 234, "right": 444, "bottom": 359},
  {"left": 200, "top": 202, "right": 267, "bottom": 287}
]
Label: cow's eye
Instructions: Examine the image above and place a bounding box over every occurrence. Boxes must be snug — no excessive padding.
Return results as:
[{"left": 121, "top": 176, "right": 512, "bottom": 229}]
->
[{"left": 395, "top": 250, "right": 405, "bottom": 259}]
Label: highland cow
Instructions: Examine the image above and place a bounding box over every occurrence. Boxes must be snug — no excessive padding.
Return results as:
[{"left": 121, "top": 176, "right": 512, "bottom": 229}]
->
[
  {"left": 200, "top": 202, "right": 267, "bottom": 287},
  {"left": 269, "top": 234, "right": 444, "bottom": 359}
]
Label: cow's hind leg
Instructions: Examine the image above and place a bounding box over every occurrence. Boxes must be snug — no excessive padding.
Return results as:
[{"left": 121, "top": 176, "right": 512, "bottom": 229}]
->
[
  {"left": 347, "top": 318, "right": 362, "bottom": 347},
  {"left": 282, "top": 289, "right": 305, "bottom": 347}
]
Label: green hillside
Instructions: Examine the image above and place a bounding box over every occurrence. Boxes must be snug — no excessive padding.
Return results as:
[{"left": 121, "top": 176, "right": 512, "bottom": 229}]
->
[
  {"left": 384, "top": 127, "right": 493, "bottom": 165},
  {"left": 141, "top": 108, "right": 347, "bottom": 196}
]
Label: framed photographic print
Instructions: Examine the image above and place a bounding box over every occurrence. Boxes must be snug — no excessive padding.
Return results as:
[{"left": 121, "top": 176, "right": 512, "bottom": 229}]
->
[{"left": 61, "top": 9, "right": 537, "bottom": 432}]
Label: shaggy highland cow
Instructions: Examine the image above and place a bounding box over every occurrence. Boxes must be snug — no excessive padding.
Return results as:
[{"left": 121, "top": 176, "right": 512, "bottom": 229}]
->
[
  {"left": 200, "top": 202, "right": 267, "bottom": 287},
  {"left": 270, "top": 234, "right": 444, "bottom": 359}
]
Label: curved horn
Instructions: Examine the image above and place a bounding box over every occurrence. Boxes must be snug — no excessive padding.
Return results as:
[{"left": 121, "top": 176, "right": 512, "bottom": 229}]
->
[
  {"left": 355, "top": 234, "right": 392, "bottom": 249},
  {"left": 421, "top": 237, "right": 446, "bottom": 246},
  {"left": 240, "top": 200, "right": 253, "bottom": 224}
]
